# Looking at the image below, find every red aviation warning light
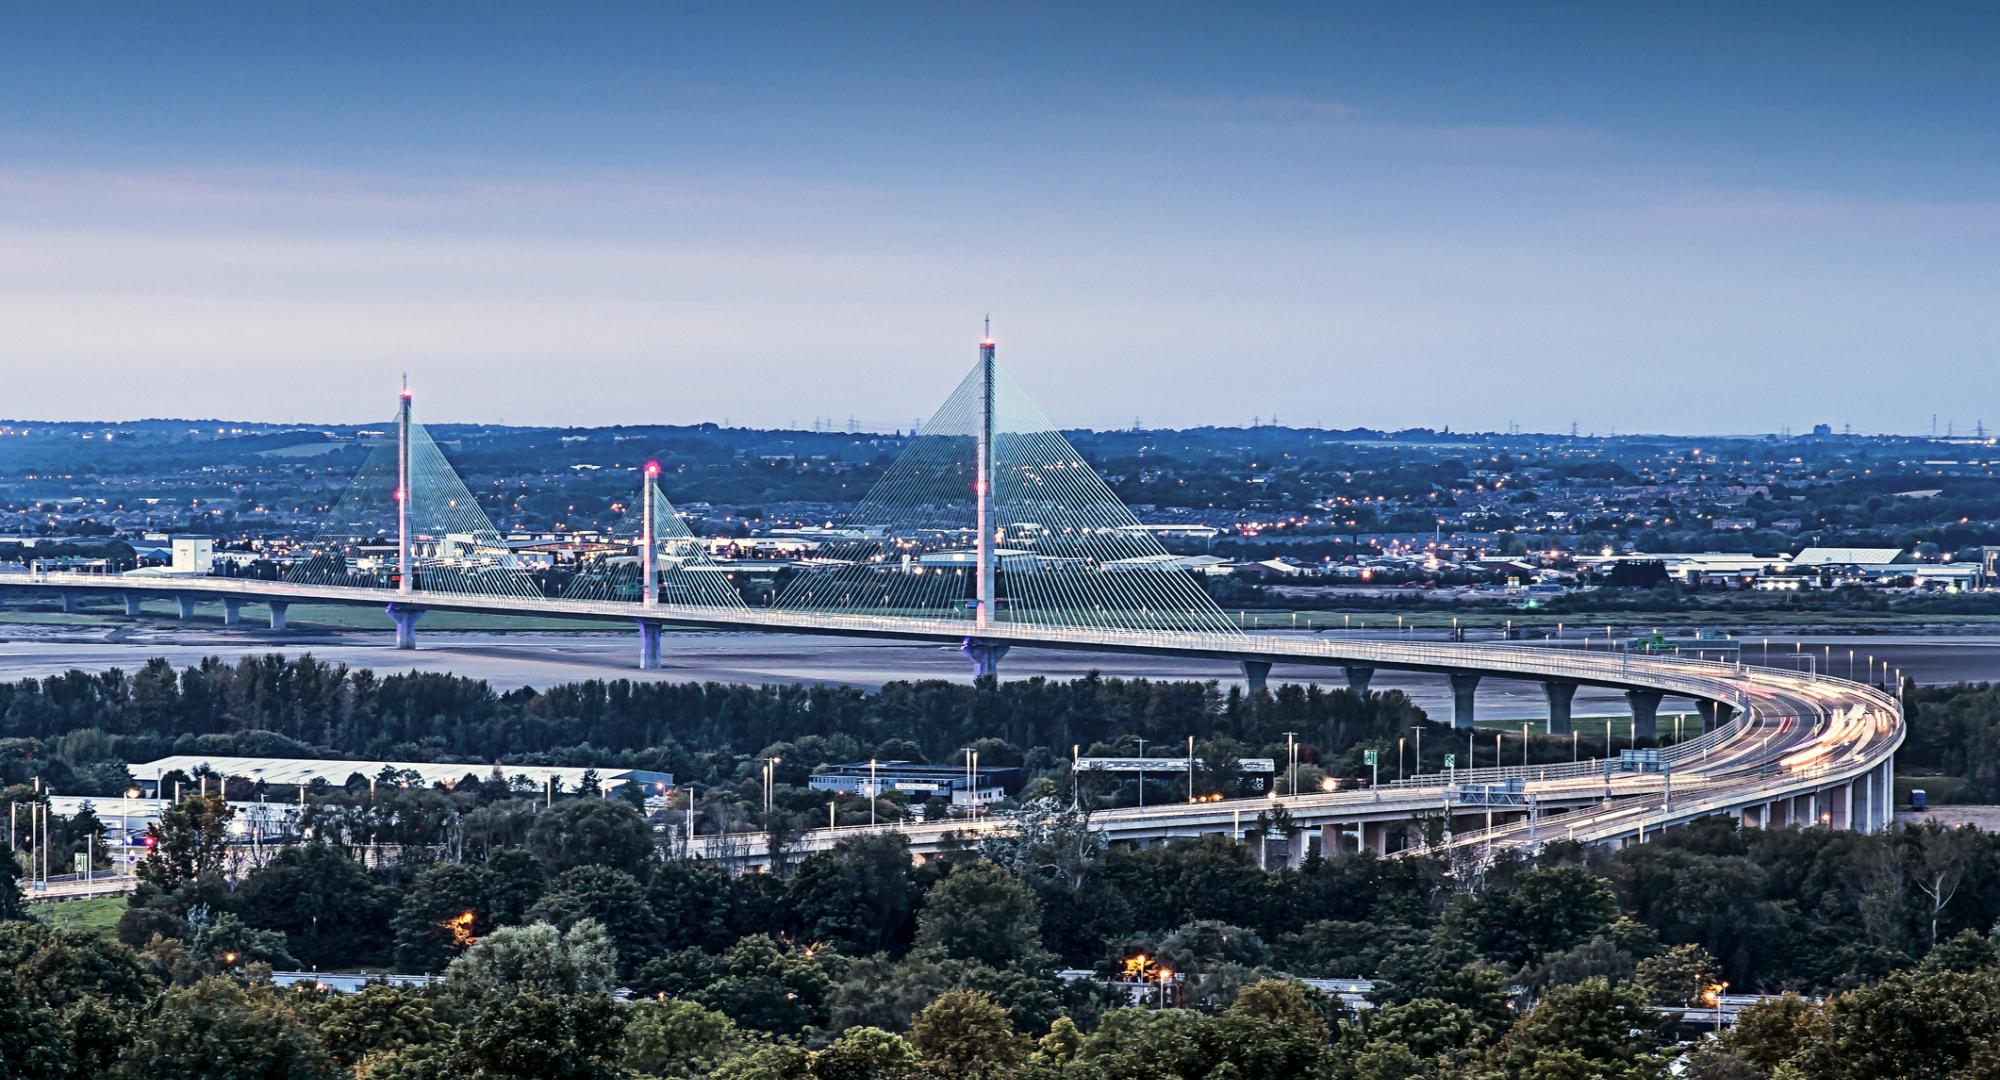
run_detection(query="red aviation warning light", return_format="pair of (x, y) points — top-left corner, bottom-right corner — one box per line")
(645, 461), (661, 478)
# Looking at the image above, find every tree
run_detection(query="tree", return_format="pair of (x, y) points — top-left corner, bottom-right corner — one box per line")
(1773, 967), (1997, 1080)
(445, 920), (617, 996)
(907, 989), (1026, 1080)
(0, 840), (21, 922)
(297, 984), (443, 1071)
(526, 865), (666, 977)
(692, 934), (839, 1037)
(232, 844), (392, 969)
(137, 795), (233, 890)
(528, 799), (654, 879)
(648, 857), (740, 952)
(786, 833), (921, 956)
(1921, 928), (1999, 974)
(1636, 943), (1721, 1006)
(484, 847), (548, 925)
(392, 863), (494, 973)
(1903, 823), (1981, 946)
(1339, 996), (1493, 1079)
(1490, 977), (1671, 1080)
(0, 921), (153, 1009)
(1712, 993), (1821, 1077)
(810, 1025), (921, 1080)
(115, 977), (338, 1080)
(430, 990), (629, 1080)
(914, 862), (1044, 970)
(1464, 866), (1620, 967)
(978, 796), (1106, 892)
(0, 970), (68, 1080)
(620, 999), (753, 1079)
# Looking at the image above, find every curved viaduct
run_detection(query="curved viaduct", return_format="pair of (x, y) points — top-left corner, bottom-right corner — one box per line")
(0, 571), (1903, 863)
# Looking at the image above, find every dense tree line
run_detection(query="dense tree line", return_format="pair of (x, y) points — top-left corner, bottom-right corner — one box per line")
(14, 791), (2000, 1077)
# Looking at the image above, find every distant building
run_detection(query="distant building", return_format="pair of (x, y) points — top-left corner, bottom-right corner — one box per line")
(808, 760), (1020, 808)
(1790, 547), (1908, 569)
(172, 536), (214, 574)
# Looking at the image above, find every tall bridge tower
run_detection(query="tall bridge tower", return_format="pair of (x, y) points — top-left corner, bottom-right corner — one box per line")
(975, 318), (996, 629)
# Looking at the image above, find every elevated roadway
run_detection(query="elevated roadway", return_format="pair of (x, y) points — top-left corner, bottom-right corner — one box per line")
(0, 571), (1902, 862)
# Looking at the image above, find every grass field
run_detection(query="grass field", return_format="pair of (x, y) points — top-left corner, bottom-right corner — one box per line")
(28, 895), (127, 940)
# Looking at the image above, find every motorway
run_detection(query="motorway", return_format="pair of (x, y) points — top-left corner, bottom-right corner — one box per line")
(2, 571), (1903, 865)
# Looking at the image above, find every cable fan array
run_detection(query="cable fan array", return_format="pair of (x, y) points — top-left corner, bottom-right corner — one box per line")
(286, 416), (541, 598)
(561, 480), (747, 608)
(775, 358), (1241, 636)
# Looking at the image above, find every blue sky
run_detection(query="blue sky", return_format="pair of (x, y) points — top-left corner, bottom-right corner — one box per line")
(2, 4), (1996, 433)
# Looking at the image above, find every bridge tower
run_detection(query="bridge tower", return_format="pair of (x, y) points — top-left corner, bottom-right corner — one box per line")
(389, 378), (420, 649)
(975, 318), (996, 629)
(637, 462), (662, 670)
(397, 378), (413, 597)
(641, 462), (659, 607)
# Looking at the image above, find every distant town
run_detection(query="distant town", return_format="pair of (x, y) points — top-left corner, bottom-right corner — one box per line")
(4, 418), (1997, 623)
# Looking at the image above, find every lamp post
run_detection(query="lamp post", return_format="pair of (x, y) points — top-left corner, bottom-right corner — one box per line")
(1284, 732), (1297, 798)
(1521, 723), (1529, 768)
(868, 758), (878, 827)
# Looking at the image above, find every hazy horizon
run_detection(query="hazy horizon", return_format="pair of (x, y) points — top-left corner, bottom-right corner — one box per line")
(4, 4), (1995, 435)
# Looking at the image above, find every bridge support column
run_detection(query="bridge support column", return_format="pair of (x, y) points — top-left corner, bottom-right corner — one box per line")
(268, 602), (289, 632)
(222, 598), (243, 626)
(1241, 660), (1271, 695)
(637, 620), (663, 670)
(1344, 666), (1375, 694)
(1449, 673), (1480, 729)
(1362, 820), (1388, 855)
(60, 590), (80, 614)
(960, 639), (1009, 680)
(1286, 829), (1309, 869)
(387, 604), (421, 650)
(1695, 700), (1733, 731)
(123, 594), (144, 617)
(1543, 680), (1578, 735)
(176, 595), (197, 621)
(1882, 758), (1897, 829)
(1626, 690), (1663, 741)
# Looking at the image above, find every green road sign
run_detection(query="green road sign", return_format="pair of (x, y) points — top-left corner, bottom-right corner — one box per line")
(1444, 754), (1457, 768)
(1363, 750), (1378, 765)
(73, 853), (88, 874)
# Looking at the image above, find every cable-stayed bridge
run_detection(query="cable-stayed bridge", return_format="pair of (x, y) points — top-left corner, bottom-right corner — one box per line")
(0, 330), (1902, 854)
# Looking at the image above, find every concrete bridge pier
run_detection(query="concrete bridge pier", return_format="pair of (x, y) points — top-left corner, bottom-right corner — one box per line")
(123, 594), (145, 617)
(1286, 829), (1309, 869)
(1344, 666), (1375, 694)
(637, 620), (664, 670)
(1626, 690), (1663, 740)
(60, 590), (81, 614)
(1361, 820), (1389, 855)
(387, 604), (421, 650)
(960, 639), (1009, 680)
(1543, 680), (1578, 735)
(1449, 673), (1480, 729)
(176, 595), (197, 620)
(1696, 700), (1734, 731)
(222, 598), (243, 626)
(268, 602), (289, 631)
(1241, 660), (1272, 694)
